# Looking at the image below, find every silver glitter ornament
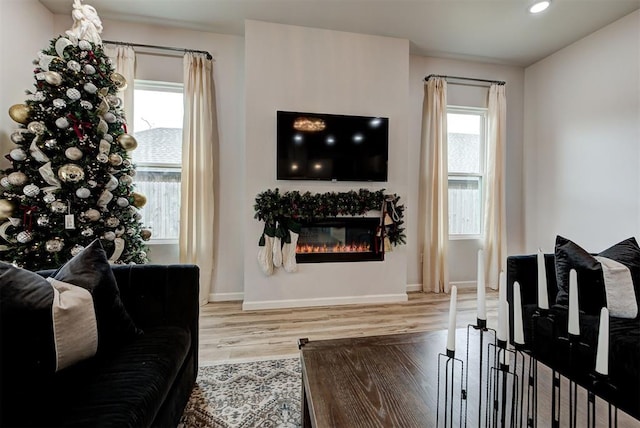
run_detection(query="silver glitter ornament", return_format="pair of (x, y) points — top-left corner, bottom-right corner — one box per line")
(81, 228), (94, 237)
(10, 148), (27, 161)
(52, 98), (66, 109)
(75, 187), (91, 198)
(0, 177), (10, 188)
(27, 121), (46, 134)
(43, 193), (56, 203)
(45, 238), (64, 253)
(33, 92), (45, 102)
(57, 164), (85, 182)
(66, 88), (81, 100)
(55, 117), (70, 129)
(50, 201), (67, 213)
(83, 64), (96, 74)
(17, 231), (33, 243)
(70, 245), (85, 256)
(23, 184), (40, 197)
(37, 215), (50, 226)
(83, 82), (98, 94)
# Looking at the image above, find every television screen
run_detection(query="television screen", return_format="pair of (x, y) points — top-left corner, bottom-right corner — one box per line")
(276, 110), (388, 182)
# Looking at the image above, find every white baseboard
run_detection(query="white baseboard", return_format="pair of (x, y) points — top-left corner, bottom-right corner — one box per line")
(209, 292), (245, 302)
(242, 293), (408, 311)
(450, 280), (476, 289)
(406, 283), (422, 292)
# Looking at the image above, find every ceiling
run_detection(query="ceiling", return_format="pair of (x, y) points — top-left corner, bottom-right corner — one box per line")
(38, 0), (640, 67)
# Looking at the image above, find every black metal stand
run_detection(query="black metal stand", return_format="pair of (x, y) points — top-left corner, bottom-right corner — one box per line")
(437, 349), (467, 428)
(466, 319), (497, 428)
(512, 344), (533, 428)
(590, 373), (619, 428)
(487, 341), (519, 428)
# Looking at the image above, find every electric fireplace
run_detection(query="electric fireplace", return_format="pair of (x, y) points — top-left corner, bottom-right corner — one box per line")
(296, 217), (384, 263)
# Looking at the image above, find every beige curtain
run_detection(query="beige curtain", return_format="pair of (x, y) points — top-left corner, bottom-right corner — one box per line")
(419, 78), (450, 293)
(180, 53), (217, 305)
(104, 45), (135, 130)
(483, 84), (507, 290)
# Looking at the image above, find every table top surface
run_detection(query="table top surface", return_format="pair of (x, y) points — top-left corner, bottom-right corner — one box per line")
(299, 329), (476, 428)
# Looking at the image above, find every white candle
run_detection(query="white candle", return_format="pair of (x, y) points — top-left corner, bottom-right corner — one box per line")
(537, 248), (549, 310)
(499, 270), (506, 307)
(568, 269), (580, 336)
(477, 249), (486, 321)
(497, 290), (508, 342)
(513, 281), (525, 345)
(446, 286), (458, 353)
(595, 307), (609, 375)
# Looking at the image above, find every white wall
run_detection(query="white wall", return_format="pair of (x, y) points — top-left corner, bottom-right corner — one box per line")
(408, 57), (525, 287)
(243, 20), (409, 309)
(523, 10), (640, 253)
(1, 1), (54, 169)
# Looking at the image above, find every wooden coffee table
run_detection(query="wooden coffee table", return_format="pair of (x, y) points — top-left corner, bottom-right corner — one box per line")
(298, 330), (456, 428)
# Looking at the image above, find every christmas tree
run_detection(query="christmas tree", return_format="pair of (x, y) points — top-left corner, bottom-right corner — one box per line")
(0, 1), (150, 270)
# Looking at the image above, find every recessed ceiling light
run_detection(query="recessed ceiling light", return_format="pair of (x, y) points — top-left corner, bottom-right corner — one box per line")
(529, 1), (550, 14)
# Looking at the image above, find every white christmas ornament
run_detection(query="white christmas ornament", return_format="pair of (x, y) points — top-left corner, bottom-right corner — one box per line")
(76, 187), (91, 198)
(97, 153), (108, 163)
(10, 131), (26, 144)
(70, 245), (84, 256)
(80, 100), (93, 110)
(53, 98), (67, 109)
(106, 217), (120, 227)
(103, 134), (113, 143)
(78, 40), (92, 51)
(67, 60), (81, 72)
(43, 193), (56, 203)
(33, 92), (46, 102)
(65, 147), (83, 160)
(23, 184), (40, 197)
(51, 201), (67, 213)
(83, 64), (96, 74)
(83, 82), (98, 94)
(119, 175), (132, 186)
(0, 177), (10, 188)
(116, 197), (129, 207)
(10, 149), (27, 161)
(55, 117), (70, 129)
(17, 231), (33, 243)
(103, 231), (116, 241)
(84, 208), (100, 221)
(45, 238), (64, 253)
(103, 112), (116, 123)
(27, 121), (46, 134)
(66, 88), (81, 100)
(7, 172), (27, 186)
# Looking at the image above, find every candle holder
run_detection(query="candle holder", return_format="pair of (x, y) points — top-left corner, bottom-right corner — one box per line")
(530, 307), (558, 427)
(556, 333), (591, 428)
(487, 342), (519, 428)
(588, 373), (619, 428)
(465, 319), (496, 428)
(437, 349), (467, 428)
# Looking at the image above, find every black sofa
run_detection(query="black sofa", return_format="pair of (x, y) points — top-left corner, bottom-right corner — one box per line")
(507, 254), (640, 420)
(1, 264), (200, 427)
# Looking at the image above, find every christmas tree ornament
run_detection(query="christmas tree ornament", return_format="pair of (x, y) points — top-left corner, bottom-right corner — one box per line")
(97, 153), (108, 163)
(57, 163), (85, 182)
(70, 244), (84, 256)
(87, 180), (97, 188)
(43, 193), (56, 203)
(67, 60), (81, 72)
(78, 40), (92, 51)
(33, 92), (46, 102)
(80, 100), (93, 110)
(103, 134), (113, 143)
(65, 147), (83, 160)
(55, 117), (70, 129)
(103, 231), (116, 241)
(23, 184), (40, 197)
(127, 227), (135, 236)
(110, 72), (127, 90)
(119, 175), (132, 186)
(123, 160), (132, 169)
(45, 238), (64, 253)
(96, 119), (108, 135)
(50, 201), (67, 213)
(8, 104), (31, 124)
(52, 98), (67, 109)
(107, 95), (121, 107)
(10, 130), (26, 144)
(75, 187), (91, 198)
(116, 197), (129, 207)
(44, 71), (63, 86)
(17, 231), (33, 243)
(0, 200), (15, 220)
(27, 121), (46, 135)
(84, 208), (100, 221)
(108, 153), (123, 166)
(131, 192), (147, 208)
(0, 177), (10, 188)
(81, 228), (94, 237)
(7, 172), (27, 186)
(104, 112), (117, 123)
(105, 174), (118, 190)
(66, 88), (81, 100)
(105, 216), (120, 227)
(83, 82), (98, 94)
(10, 148), (27, 161)
(83, 64), (96, 74)
(115, 226), (125, 236)
(54, 37), (74, 58)
(140, 229), (152, 241)
(118, 134), (138, 151)
(37, 215), (50, 227)
(44, 139), (58, 149)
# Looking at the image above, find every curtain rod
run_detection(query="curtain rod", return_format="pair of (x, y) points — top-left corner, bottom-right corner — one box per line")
(424, 74), (505, 86)
(102, 40), (213, 60)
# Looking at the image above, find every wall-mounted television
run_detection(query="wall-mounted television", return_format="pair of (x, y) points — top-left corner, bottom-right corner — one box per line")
(276, 110), (388, 182)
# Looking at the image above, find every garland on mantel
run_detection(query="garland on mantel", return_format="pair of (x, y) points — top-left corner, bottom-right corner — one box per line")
(253, 188), (406, 246)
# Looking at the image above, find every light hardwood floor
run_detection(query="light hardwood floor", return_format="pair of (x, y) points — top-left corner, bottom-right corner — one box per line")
(199, 287), (499, 362)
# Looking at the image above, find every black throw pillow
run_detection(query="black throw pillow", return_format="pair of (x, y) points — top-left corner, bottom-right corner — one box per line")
(51, 239), (142, 353)
(555, 235), (640, 317)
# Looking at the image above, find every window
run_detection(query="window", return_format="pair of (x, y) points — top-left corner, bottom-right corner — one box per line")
(132, 81), (183, 243)
(447, 107), (487, 238)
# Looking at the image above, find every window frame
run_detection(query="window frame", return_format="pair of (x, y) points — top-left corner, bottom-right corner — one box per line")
(133, 80), (184, 245)
(447, 105), (488, 240)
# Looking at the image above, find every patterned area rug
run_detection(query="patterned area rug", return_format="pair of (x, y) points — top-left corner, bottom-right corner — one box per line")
(179, 357), (302, 428)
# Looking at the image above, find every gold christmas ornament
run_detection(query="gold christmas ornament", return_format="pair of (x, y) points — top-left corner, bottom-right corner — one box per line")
(0, 199), (15, 221)
(8, 104), (31, 124)
(44, 71), (63, 86)
(140, 229), (152, 241)
(117, 133), (138, 151)
(108, 153), (123, 166)
(110, 72), (128, 90)
(57, 163), (85, 182)
(131, 192), (147, 208)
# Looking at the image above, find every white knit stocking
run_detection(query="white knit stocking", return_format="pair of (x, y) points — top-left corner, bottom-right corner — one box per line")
(257, 233), (274, 276)
(283, 230), (299, 273)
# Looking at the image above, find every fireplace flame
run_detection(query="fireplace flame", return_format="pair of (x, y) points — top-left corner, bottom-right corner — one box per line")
(296, 243), (371, 254)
